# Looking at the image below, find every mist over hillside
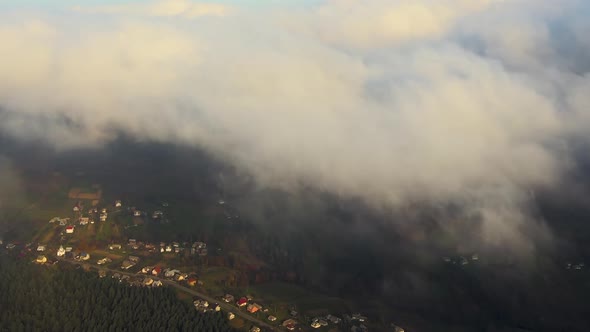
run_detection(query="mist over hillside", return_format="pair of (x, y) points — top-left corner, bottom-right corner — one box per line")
(1, 1), (590, 330)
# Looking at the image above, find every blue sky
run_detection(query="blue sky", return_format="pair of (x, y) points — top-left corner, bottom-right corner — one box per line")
(0, 0), (322, 9)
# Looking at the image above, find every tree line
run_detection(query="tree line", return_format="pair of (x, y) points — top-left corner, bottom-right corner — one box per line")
(0, 254), (236, 332)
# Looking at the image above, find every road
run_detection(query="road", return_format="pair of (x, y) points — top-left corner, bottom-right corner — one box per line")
(56, 257), (280, 331)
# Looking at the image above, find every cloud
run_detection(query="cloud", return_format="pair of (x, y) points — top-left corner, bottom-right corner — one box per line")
(299, 0), (508, 49)
(0, 0), (589, 252)
(73, 0), (232, 18)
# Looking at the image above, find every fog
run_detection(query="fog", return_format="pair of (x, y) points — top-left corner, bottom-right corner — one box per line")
(1, 0), (590, 253)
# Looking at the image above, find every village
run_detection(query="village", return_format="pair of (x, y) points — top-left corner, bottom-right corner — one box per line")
(2, 185), (389, 332)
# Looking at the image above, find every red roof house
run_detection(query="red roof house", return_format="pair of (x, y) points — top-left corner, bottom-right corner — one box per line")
(237, 297), (248, 307)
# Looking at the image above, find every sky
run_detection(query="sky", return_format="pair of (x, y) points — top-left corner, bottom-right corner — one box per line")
(0, 0), (321, 9)
(1, 0), (589, 254)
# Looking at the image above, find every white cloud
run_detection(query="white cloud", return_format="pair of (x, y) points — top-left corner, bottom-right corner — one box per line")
(73, 0), (232, 18)
(0, 0), (589, 251)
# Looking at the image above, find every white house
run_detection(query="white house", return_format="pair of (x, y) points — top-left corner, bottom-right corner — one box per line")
(37, 245), (46, 252)
(66, 226), (74, 234)
(57, 246), (65, 257)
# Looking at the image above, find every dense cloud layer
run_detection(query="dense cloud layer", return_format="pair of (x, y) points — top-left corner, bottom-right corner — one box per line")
(1, 0), (589, 252)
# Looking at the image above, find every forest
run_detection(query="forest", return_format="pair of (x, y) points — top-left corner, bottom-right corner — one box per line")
(0, 254), (236, 332)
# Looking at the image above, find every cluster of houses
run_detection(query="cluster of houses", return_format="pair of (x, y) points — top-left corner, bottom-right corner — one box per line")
(138, 265), (201, 286)
(222, 294), (283, 324)
(48, 216), (79, 234)
(566, 262), (585, 270)
(442, 253), (479, 265)
(193, 299), (221, 313)
(107, 272), (163, 288)
(310, 314), (342, 329)
(108, 239), (208, 257)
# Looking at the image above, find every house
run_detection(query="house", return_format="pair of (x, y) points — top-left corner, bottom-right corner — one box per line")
(326, 315), (342, 324)
(212, 304), (221, 312)
(36, 255), (47, 264)
(268, 316), (277, 322)
(97, 257), (112, 265)
(250, 327), (260, 332)
(164, 269), (178, 278)
(247, 303), (262, 313)
(187, 278), (198, 286)
(49, 217), (60, 223)
(73, 205), (80, 212)
(65, 226), (74, 234)
(237, 297), (248, 307)
(128, 255), (140, 263)
(98, 270), (107, 278)
(121, 260), (135, 270)
(351, 313), (367, 322)
(194, 300), (209, 310)
(79, 217), (90, 225)
(115, 200), (122, 208)
(109, 244), (122, 250)
(152, 266), (162, 276)
(59, 218), (69, 226)
(311, 320), (321, 329)
(143, 278), (154, 286)
(175, 274), (186, 282)
(223, 294), (235, 303)
(228, 312), (235, 320)
(152, 280), (163, 287)
(128, 239), (137, 246)
(57, 246), (65, 257)
(152, 210), (163, 219)
(37, 245), (46, 252)
(101, 208), (107, 214)
(99, 214), (107, 222)
(79, 252), (90, 261)
(282, 319), (297, 331)
(133, 210), (142, 217)
(392, 325), (405, 332)
(65, 246), (73, 252)
(165, 245), (173, 252)
(141, 266), (153, 274)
